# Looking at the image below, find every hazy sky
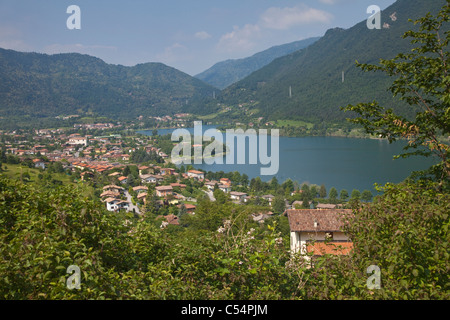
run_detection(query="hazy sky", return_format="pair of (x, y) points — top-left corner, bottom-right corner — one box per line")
(0, 0), (397, 75)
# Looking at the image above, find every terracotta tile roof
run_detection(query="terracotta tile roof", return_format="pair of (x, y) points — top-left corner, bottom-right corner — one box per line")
(177, 203), (196, 210)
(166, 214), (179, 225)
(100, 191), (120, 198)
(286, 209), (353, 232)
(103, 185), (124, 190)
(306, 242), (353, 256)
(188, 170), (204, 175)
(133, 186), (148, 191)
(156, 185), (173, 191)
(137, 193), (147, 199)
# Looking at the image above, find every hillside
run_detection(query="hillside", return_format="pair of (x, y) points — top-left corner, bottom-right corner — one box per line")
(218, 0), (447, 124)
(195, 37), (320, 90)
(0, 49), (217, 119)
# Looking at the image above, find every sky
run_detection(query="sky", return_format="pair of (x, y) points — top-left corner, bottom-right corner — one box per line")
(0, 0), (397, 76)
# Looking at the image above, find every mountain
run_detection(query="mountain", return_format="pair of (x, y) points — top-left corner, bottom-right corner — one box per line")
(0, 49), (216, 119)
(195, 37), (320, 90)
(218, 0), (447, 124)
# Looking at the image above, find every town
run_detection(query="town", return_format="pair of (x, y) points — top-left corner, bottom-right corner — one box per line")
(0, 119), (374, 258)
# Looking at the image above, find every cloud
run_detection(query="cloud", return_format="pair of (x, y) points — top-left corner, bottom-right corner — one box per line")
(217, 24), (262, 53)
(260, 5), (333, 30)
(195, 31), (212, 40)
(217, 4), (332, 54)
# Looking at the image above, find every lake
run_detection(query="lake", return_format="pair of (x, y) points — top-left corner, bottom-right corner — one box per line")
(138, 126), (437, 193)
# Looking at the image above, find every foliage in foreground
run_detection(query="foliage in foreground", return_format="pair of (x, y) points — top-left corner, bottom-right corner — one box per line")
(0, 176), (448, 300)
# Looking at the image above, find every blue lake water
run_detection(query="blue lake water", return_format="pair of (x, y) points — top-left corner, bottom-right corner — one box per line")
(138, 126), (437, 193)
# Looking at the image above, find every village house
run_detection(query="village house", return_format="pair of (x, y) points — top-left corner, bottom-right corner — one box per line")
(100, 190), (121, 199)
(103, 185), (125, 195)
(261, 194), (275, 206)
(118, 176), (128, 184)
(220, 178), (231, 186)
(155, 185), (173, 197)
(229, 191), (247, 202)
(177, 203), (196, 214)
(140, 174), (157, 184)
(219, 184), (232, 193)
(138, 165), (154, 175)
(133, 186), (148, 194)
(158, 214), (180, 226)
(105, 198), (130, 212)
(33, 159), (46, 169)
(204, 181), (231, 193)
(205, 181), (218, 190)
(170, 183), (186, 190)
(160, 168), (176, 176)
(187, 170), (205, 181)
(68, 135), (88, 146)
(137, 192), (147, 202)
(286, 209), (353, 259)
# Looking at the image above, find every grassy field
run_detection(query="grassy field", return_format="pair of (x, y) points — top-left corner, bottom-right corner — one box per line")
(1, 164), (72, 183)
(1, 164), (95, 198)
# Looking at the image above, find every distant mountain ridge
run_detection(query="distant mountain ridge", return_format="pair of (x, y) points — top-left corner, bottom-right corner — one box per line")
(218, 0), (447, 123)
(0, 49), (216, 119)
(195, 37), (320, 89)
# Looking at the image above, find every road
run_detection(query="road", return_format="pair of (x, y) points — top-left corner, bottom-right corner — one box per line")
(125, 190), (141, 215)
(203, 190), (216, 202)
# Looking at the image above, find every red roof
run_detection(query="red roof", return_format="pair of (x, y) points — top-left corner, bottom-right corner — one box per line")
(306, 242), (353, 256)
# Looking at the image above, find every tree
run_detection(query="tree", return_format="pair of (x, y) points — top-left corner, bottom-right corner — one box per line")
(342, 181), (450, 299)
(329, 187), (338, 201)
(350, 189), (361, 201)
(343, 2), (450, 184)
(282, 179), (294, 194)
(310, 185), (318, 199)
(178, 203), (188, 218)
(361, 189), (373, 202)
(123, 166), (131, 177)
(144, 192), (160, 215)
(340, 189), (349, 201)
(213, 188), (228, 205)
(241, 173), (249, 187)
(272, 195), (286, 214)
(300, 184), (311, 202)
(319, 184), (327, 198)
(269, 177), (279, 190)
